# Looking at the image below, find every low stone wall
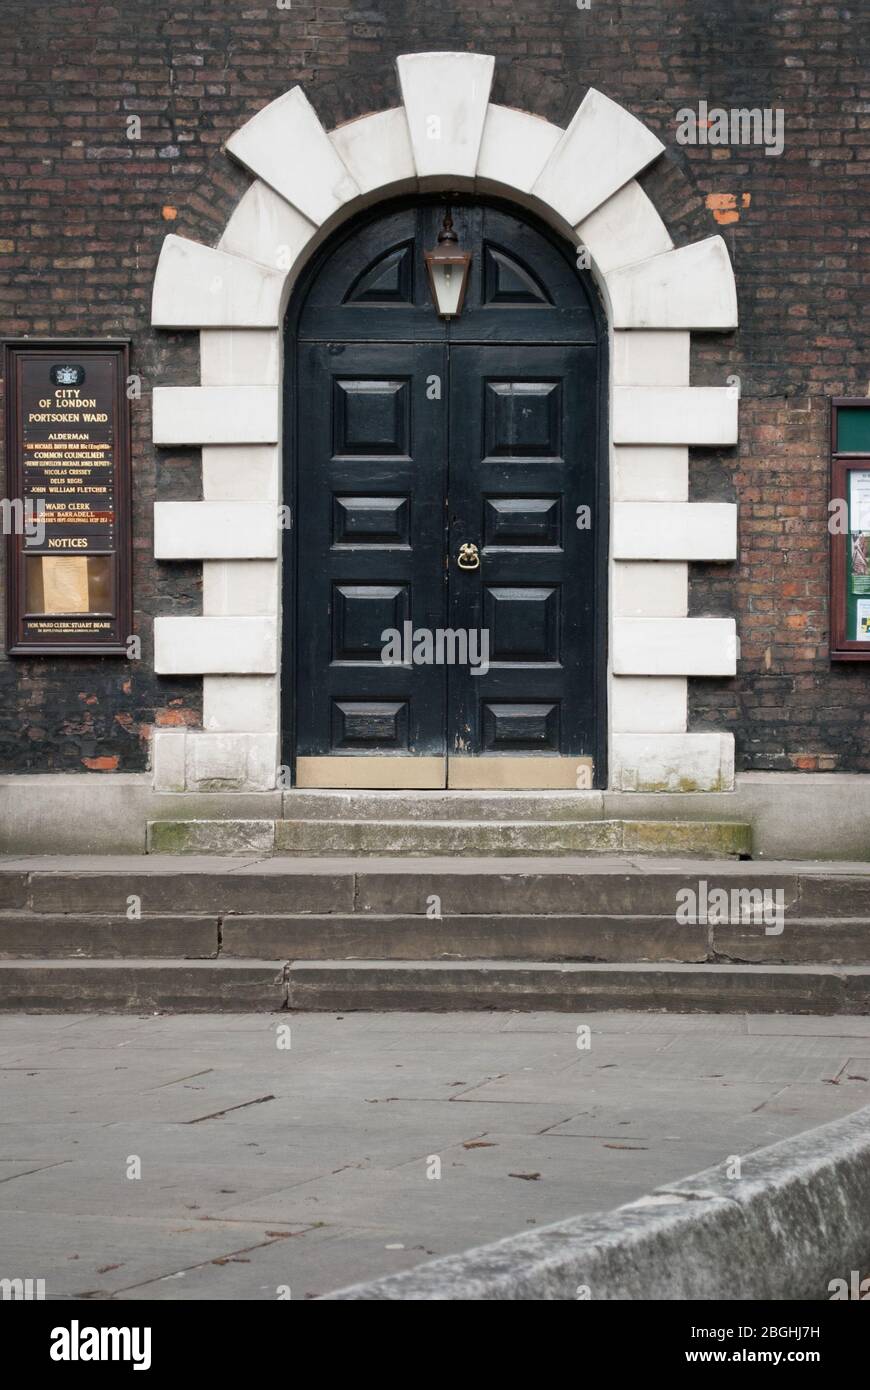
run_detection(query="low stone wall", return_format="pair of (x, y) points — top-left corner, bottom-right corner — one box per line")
(325, 1103), (870, 1300)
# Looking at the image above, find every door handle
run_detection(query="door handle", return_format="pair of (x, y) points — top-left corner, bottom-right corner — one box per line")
(457, 542), (480, 570)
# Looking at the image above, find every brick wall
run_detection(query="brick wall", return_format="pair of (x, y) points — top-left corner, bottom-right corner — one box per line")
(0, 0), (867, 772)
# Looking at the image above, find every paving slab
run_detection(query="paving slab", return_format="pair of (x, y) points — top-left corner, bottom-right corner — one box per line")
(1, 1009), (869, 1299)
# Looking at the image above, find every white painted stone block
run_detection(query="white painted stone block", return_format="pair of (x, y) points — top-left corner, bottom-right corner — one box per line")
(203, 560), (279, 616)
(200, 330), (279, 387)
(607, 236), (738, 329)
(613, 331), (690, 386)
(151, 236), (284, 329)
(188, 731), (246, 789)
(155, 502), (277, 560)
(575, 179), (672, 275)
(532, 89), (664, 228)
(226, 87), (360, 226)
(246, 733), (280, 792)
(614, 446), (688, 502)
(611, 732), (735, 792)
(152, 727), (187, 793)
(476, 104), (562, 194)
(154, 617), (277, 675)
(152, 387), (279, 446)
(613, 561), (687, 617)
(186, 731), (279, 792)
(613, 387), (738, 446)
(611, 676), (688, 733)
(202, 446), (279, 503)
(203, 676), (279, 734)
(614, 502), (737, 561)
(330, 108), (416, 196)
(219, 179), (317, 274)
(397, 51), (495, 179)
(613, 618), (737, 676)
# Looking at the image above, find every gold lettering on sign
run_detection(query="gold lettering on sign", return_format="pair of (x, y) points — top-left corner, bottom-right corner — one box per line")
(8, 344), (130, 651)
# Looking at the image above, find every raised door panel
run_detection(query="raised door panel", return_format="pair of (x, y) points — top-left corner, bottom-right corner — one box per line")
(447, 343), (599, 765)
(295, 342), (447, 761)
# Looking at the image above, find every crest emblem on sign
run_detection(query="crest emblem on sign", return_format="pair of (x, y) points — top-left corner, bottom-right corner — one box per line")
(50, 364), (85, 386)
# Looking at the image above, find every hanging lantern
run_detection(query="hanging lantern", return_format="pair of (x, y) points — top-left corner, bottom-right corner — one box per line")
(424, 210), (472, 319)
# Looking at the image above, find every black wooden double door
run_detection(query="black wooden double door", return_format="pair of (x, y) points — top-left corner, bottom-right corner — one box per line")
(290, 200), (603, 781)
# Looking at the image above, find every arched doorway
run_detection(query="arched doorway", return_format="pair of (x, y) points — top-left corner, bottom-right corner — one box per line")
(151, 54), (739, 798)
(283, 196), (608, 788)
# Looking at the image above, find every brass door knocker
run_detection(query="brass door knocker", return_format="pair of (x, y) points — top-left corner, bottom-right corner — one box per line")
(457, 542), (480, 570)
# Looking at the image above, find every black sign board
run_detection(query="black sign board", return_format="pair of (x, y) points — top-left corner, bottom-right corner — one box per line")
(4, 340), (132, 654)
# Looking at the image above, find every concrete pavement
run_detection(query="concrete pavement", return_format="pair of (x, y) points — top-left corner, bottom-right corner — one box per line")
(2, 1009), (870, 1299)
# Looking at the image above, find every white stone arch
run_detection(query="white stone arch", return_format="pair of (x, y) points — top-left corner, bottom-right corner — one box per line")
(150, 51), (739, 795)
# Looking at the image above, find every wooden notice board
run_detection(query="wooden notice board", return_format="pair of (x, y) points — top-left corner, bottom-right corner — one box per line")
(830, 397), (870, 662)
(4, 340), (132, 655)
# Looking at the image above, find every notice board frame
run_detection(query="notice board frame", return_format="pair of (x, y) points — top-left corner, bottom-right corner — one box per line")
(830, 396), (870, 663)
(3, 338), (132, 656)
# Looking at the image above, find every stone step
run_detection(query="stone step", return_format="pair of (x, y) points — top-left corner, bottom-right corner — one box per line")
(268, 790), (712, 823)
(147, 817), (752, 857)
(288, 790), (613, 822)
(1, 958), (869, 1015)
(0, 959), (286, 1012)
(286, 960), (870, 1014)
(0, 914), (219, 959)
(2, 859), (869, 920)
(276, 818), (752, 857)
(1, 912), (869, 964)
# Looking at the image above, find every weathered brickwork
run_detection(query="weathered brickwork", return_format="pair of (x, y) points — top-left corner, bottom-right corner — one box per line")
(0, 0), (867, 771)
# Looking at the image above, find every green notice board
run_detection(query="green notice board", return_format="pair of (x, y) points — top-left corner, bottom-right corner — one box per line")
(838, 408), (870, 454)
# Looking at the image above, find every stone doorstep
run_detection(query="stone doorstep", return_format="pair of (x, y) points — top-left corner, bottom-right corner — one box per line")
(3, 863), (870, 919)
(2, 913), (870, 965)
(1, 959), (869, 1015)
(145, 817), (753, 858)
(281, 790), (614, 821)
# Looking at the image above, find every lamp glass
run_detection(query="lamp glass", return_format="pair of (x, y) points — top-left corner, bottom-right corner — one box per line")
(429, 259), (466, 318)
